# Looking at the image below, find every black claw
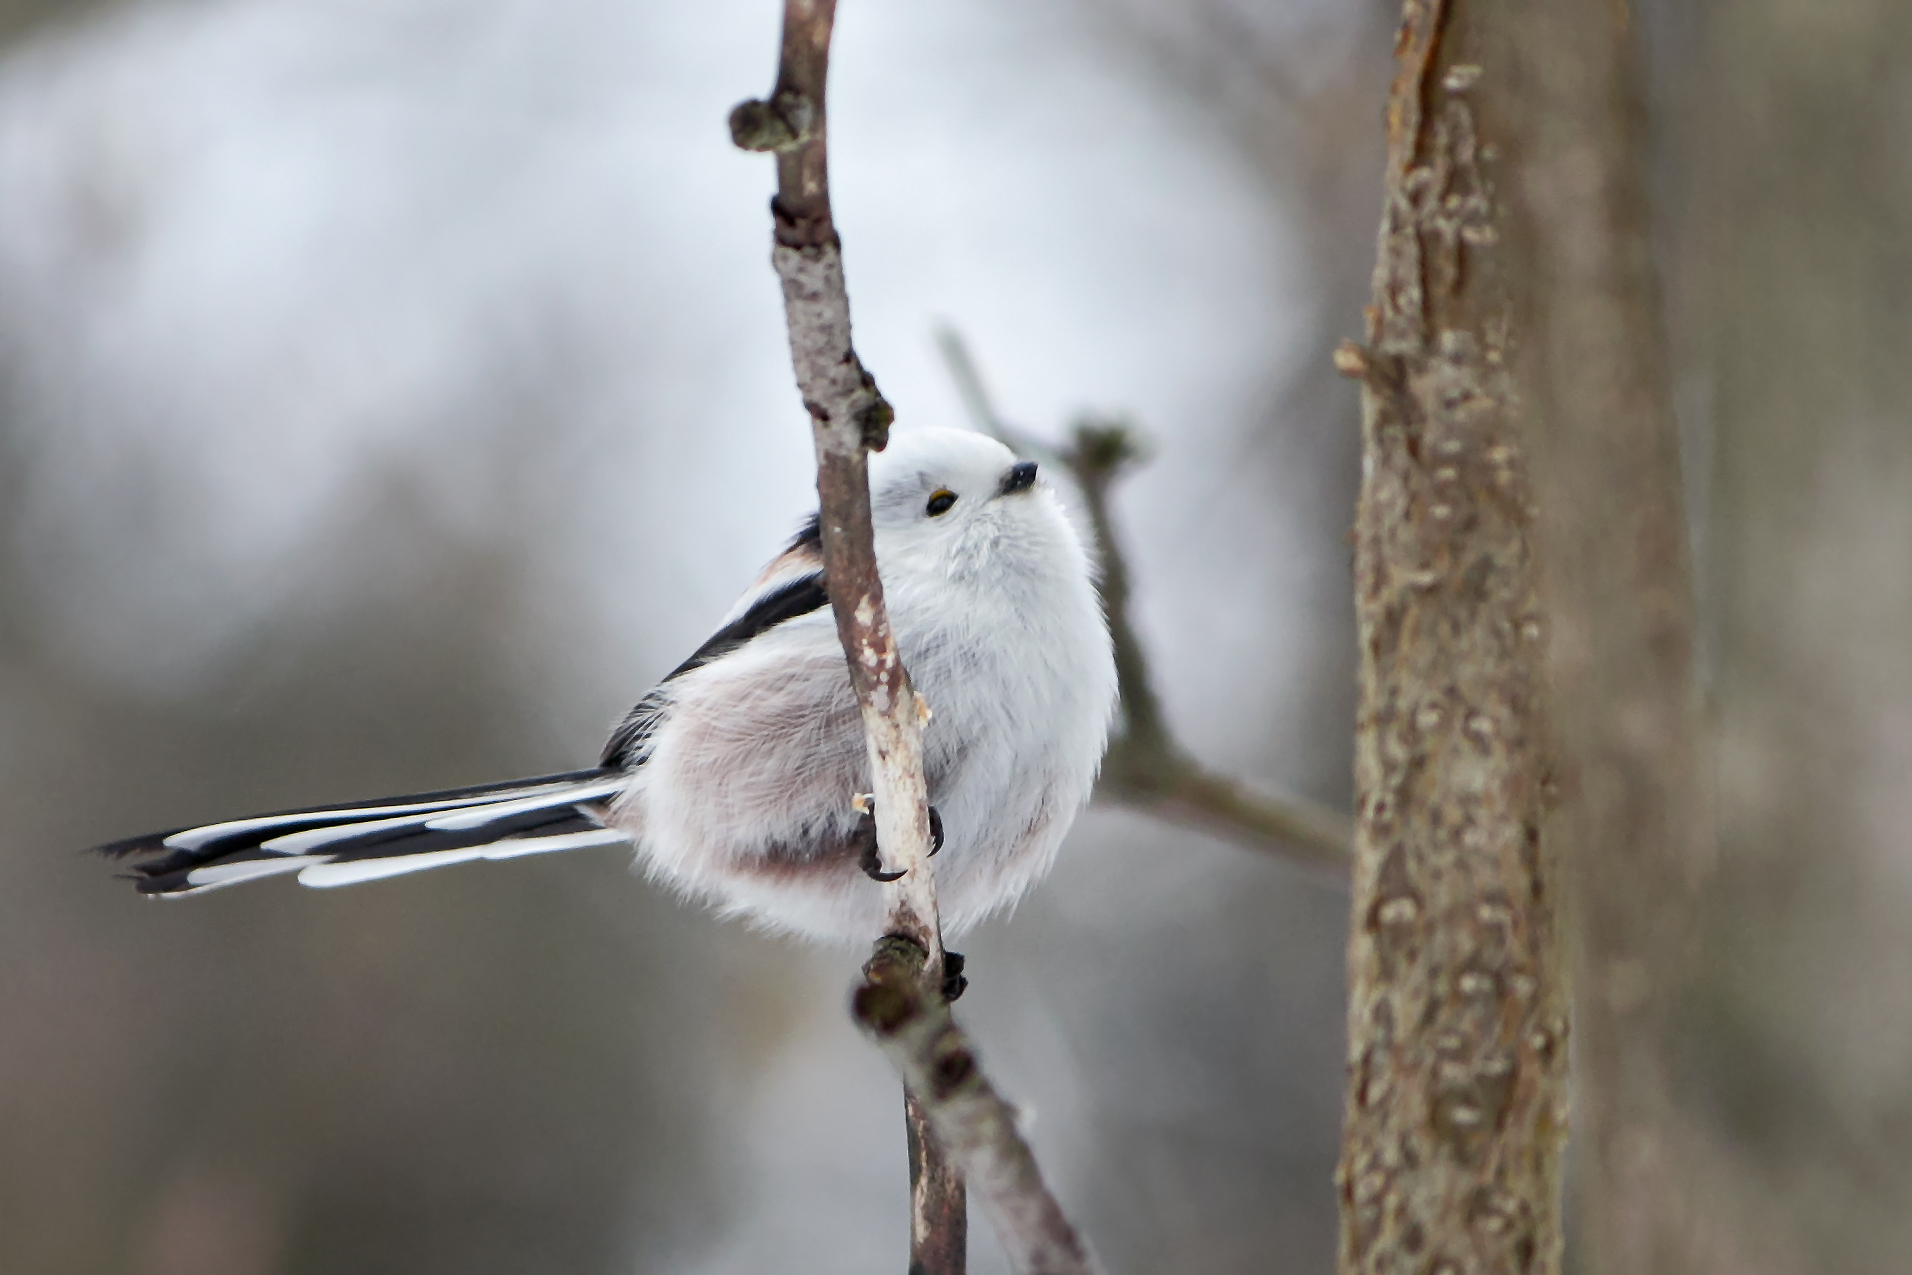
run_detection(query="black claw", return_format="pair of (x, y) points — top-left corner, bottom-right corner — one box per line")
(942, 950), (968, 1003)
(928, 806), (945, 857)
(855, 807), (905, 882)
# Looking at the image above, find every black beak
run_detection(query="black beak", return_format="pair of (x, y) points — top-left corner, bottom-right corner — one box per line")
(999, 461), (1039, 495)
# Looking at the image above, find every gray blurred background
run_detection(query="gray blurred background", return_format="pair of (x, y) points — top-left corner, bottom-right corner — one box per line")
(2, 0), (1908, 1272)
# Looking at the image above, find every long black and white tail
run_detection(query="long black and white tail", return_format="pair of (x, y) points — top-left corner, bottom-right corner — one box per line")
(97, 770), (630, 897)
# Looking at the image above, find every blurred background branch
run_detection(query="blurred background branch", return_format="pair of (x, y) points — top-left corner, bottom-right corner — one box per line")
(937, 328), (1353, 874)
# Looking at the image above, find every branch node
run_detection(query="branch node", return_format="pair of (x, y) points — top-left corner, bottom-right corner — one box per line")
(1059, 416), (1143, 481)
(851, 981), (920, 1037)
(862, 933), (933, 996)
(770, 201), (836, 251)
(852, 368), (895, 450)
(728, 87), (815, 153)
(1335, 339), (1373, 378)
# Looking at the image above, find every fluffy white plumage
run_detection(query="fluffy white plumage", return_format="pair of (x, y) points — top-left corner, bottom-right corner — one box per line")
(615, 427), (1116, 941)
(102, 427), (1118, 946)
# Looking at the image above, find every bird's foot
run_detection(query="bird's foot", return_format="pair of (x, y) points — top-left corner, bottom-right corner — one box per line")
(942, 950), (967, 1003)
(854, 805), (905, 883)
(852, 799), (944, 879)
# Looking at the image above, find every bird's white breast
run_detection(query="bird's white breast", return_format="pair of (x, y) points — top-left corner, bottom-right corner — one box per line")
(615, 483), (1115, 945)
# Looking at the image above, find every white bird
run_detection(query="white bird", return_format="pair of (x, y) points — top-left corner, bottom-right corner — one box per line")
(100, 427), (1118, 947)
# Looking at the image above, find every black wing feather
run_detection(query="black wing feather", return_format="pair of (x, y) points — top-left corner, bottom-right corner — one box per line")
(601, 571), (829, 768)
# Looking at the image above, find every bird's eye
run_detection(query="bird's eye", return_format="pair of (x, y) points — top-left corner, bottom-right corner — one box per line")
(926, 489), (958, 517)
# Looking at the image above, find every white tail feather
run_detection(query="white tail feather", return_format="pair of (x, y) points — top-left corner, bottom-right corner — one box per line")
(424, 779), (625, 830)
(299, 847), (493, 888)
(296, 828), (629, 888)
(179, 856), (327, 892)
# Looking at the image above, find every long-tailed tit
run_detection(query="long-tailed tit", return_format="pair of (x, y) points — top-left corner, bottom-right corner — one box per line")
(98, 427), (1118, 945)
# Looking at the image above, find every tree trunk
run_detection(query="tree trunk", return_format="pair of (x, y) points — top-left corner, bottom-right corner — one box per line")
(1335, 3), (1570, 1271)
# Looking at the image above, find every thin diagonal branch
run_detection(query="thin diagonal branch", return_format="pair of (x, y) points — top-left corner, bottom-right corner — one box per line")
(857, 940), (1102, 1275)
(734, 9), (1097, 1273)
(935, 329), (1353, 872)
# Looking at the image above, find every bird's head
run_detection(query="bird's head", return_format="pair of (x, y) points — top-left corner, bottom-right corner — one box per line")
(868, 427), (1068, 583)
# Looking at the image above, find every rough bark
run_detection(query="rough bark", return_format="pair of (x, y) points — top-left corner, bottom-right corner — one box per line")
(1334, 3), (1569, 1272)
